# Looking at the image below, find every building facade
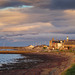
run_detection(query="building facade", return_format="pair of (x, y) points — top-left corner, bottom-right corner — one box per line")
(49, 36), (75, 50)
(49, 38), (64, 49)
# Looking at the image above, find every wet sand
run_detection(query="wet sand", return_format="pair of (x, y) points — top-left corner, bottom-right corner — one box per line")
(0, 52), (71, 75)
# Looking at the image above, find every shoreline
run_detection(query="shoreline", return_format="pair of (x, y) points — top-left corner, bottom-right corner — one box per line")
(0, 52), (73, 75)
(60, 53), (75, 75)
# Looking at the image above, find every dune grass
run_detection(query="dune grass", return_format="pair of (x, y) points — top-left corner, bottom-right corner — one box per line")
(62, 64), (75, 75)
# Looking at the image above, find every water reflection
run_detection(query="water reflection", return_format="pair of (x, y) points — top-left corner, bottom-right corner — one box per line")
(0, 49), (16, 51)
(0, 54), (23, 65)
(0, 54), (43, 70)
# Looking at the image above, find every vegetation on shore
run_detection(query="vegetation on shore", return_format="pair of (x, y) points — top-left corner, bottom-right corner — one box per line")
(61, 64), (75, 75)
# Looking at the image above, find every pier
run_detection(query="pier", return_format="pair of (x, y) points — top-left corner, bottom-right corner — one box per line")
(0, 46), (31, 54)
(0, 51), (31, 54)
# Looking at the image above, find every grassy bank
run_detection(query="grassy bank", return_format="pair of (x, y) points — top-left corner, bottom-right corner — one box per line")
(61, 64), (75, 75)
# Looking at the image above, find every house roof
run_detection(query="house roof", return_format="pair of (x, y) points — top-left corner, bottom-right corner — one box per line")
(69, 40), (75, 41)
(64, 40), (75, 45)
(52, 41), (60, 43)
(52, 40), (64, 43)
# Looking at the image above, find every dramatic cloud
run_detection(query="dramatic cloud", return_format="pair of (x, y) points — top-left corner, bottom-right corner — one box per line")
(0, 0), (75, 10)
(0, 0), (75, 46)
(38, 0), (75, 10)
(0, 7), (75, 35)
(0, 0), (33, 9)
(50, 0), (75, 10)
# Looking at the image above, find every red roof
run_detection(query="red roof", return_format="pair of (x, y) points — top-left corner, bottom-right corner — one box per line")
(69, 40), (75, 41)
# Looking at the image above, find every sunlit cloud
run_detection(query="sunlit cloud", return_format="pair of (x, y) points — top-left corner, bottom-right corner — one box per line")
(1, 25), (39, 32)
(0, 0), (75, 46)
(64, 10), (75, 20)
(64, 10), (75, 14)
(1, 22), (53, 32)
(0, 7), (75, 35)
(0, 9), (28, 27)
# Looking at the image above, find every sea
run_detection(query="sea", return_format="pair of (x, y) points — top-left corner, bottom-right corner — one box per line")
(0, 49), (43, 70)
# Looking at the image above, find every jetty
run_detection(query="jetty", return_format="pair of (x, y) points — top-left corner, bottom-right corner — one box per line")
(0, 51), (31, 54)
(0, 46), (31, 54)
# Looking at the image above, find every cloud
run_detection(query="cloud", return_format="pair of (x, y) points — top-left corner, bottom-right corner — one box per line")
(64, 10), (75, 19)
(0, 0), (75, 45)
(0, 0), (33, 9)
(0, 0), (75, 10)
(19, 0), (75, 10)
(34, 0), (75, 10)
(1, 22), (53, 32)
(1, 25), (39, 32)
(53, 26), (75, 34)
(0, 9), (28, 28)
(0, 6), (75, 36)
(50, 0), (75, 10)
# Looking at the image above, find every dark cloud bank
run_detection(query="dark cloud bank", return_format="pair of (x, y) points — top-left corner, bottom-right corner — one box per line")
(41, 0), (75, 10)
(0, 0), (75, 10)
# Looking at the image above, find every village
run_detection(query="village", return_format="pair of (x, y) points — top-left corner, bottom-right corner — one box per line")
(0, 36), (75, 54)
(22, 36), (75, 52)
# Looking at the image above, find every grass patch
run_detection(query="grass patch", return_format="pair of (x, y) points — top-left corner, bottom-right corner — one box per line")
(62, 64), (75, 75)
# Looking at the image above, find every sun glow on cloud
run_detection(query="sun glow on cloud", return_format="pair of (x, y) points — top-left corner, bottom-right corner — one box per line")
(1, 25), (39, 32)
(1, 22), (53, 32)
(64, 10), (75, 20)
(0, 10), (28, 27)
(64, 10), (75, 15)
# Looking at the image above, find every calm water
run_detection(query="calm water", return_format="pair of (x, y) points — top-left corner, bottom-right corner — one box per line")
(0, 49), (43, 70)
(0, 54), (23, 66)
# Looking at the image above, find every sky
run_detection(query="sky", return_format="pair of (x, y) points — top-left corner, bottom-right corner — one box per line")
(0, 0), (75, 46)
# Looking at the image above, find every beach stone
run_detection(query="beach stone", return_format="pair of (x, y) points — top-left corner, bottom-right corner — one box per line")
(40, 68), (51, 75)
